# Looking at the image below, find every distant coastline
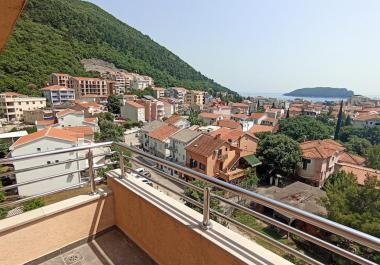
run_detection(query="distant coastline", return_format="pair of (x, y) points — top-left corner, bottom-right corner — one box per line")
(284, 87), (354, 98)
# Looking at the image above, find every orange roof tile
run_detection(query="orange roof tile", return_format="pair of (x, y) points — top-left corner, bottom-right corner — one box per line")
(164, 115), (182, 125)
(42, 85), (71, 91)
(84, 117), (97, 123)
(199, 112), (222, 119)
(248, 125), (275, 134)
(185, 134), (226, 157)
(216, 119), (240, 129)
(231, 113), (248, 119)
(338, 152), (366, 165)
(232, 103), (249, 108)
(36, 120), (56, 126)
(148, 124), (179, 141)
(56, 109), (83, 118)
(11, 127), (83, 148)
(301, 139), (345, 159)
(338, 163), (380, 185)
(250, 113), (266, 119)
(75, 101), (101, 108)
(63, 126), (94, 136)
(209, 128), (245, 142)
(126, 101), (144, 108)
(0, 92), (25, 97)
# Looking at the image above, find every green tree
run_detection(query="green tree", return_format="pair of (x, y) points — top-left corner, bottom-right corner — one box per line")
(343, 136), (372, 157)
(0, 140), (11, 159)
(366, 144), (380, 169)
(106, 95), (122, 114)
(188, 111), (206, 126)
(96, 112), (124, 142)
(279, 116), (332, 142)
(238, 168), (259, 190)
(334, 101), (343, 140)
(316, 113), (335, 127)
(345, 114), (352, 126)
(256, 134), (302, 176)
(338, 126), (380, 145)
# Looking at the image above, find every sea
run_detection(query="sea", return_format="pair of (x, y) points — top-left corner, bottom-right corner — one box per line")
(240, 92), (380, 102)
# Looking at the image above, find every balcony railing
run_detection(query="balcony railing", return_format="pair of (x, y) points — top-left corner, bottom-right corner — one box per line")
(0, 142), (378, 265)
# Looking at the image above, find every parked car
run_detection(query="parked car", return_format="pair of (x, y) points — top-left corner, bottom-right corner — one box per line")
(133, 167), (151, 178)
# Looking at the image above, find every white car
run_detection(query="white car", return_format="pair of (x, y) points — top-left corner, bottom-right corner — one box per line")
(132, 168), (151, 178)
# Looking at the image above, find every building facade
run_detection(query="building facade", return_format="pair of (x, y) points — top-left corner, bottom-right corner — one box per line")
(42, 85), (75, 105)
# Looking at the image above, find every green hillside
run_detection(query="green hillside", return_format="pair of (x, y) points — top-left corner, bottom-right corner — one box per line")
(0, 0), (239, 98)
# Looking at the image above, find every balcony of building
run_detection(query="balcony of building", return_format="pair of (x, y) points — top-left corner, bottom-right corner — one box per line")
(0, 142), (378, 265)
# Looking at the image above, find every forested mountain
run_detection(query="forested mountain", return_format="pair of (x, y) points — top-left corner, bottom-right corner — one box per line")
(0, 0), (239, 98)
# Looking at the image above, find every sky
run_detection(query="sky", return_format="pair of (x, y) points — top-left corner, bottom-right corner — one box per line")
(87, 0), (380, 96)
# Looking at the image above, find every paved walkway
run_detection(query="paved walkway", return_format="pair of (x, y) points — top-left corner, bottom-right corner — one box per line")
(39, 229), (156, 265)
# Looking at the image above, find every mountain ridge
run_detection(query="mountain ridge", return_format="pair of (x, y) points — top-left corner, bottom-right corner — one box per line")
(0, 0), (239, 98)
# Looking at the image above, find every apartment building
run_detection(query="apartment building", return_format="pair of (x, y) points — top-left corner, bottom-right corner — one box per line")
(68, 77), (108, 99)
(165, 87), (187, 113)
(199, 112), (224, 125)
(105, 71), (133, 94)
(139, 120), (165, 151)
(120, 101), (145, 122)
(0, 92), (46, 122)
(231, 102), (250, 114)
(152, 87), (166, 99)
(169, 129), (202, 165)
(185, 90), (204, 109)
(136, 98), (164, 121)
(131, 74), (153, 90)
(49, 73), (71, 87)
(42, 85), (75, 105)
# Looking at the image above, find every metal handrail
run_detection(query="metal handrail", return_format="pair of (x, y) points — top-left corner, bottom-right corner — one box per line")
(115, 142), (380, 265)
(0, 142), (112, 164)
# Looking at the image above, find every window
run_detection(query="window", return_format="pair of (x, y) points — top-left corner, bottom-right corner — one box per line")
(36, 148), (41, 152)
(47, 161), (51, 164)
(302, 159), (311, 170)
(199, 163), (206, 171)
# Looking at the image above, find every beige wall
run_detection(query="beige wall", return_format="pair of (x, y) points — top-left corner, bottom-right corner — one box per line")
(108, 177), (256, 265)
(0, 195), (114, 265)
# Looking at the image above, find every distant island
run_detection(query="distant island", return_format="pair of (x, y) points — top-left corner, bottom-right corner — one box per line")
(284, 87), (354, 98)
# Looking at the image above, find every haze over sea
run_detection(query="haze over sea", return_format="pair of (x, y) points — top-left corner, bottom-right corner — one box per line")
(241, 92), (380, 102)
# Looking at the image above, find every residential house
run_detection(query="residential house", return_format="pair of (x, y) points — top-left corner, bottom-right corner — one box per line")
(9, 127), (107, 196)
(139, 120), (165, 151)
(164, 115), (190, 129)
(352, 113), (380, 127)
(199, 112), (224, 125)
(209, 105), (231, 116)
(71, 101), (106, 117)
(63, 126), (95, 141)
(49, 73), (71, 87)
(298, 140), (345, 187)
(260, 117), (279, 127)
(0, 92), (46, 122)
(121, 101), (145, 122)
(42, 85), (75, 105)
(335, 163), (380, 186)
(248, 124), (276, 136)
(209, 127), (259, 157)
(169, 129), (202, 165)
(265, 108), (284, 119)
(231, 103), (249, 114)
(186, 134), (252, 182)
(249, 112), (268, 125)
(216, 119), (241, 129)
(147, 124), (180, 159)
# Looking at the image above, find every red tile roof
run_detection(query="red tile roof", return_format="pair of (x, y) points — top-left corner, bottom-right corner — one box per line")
(231, 113), (248, 119)
(126, 101), (144, 108)
(301, 139), (345, 159)
(250, 113), (266, 119)
(42, 85), (70, 91)
(209, 128), (244, 142)
(216, 119), (240, 129)
(248, 125), (275, 134)
(185, 134), (226, 157)
(56, 109), (83, 118)
(63, 126), (94, 136)
(232, 103), (249, 108)
(338, 152), (366, 166)
(36, 119), (56, 126)
(11, 127), (82, 148)
(75, 101), (101, 108)
(199, 112), (222, 119)
(148, 124), (179, 141)
(338, 163), (380, 185)
(84, 117), (97, 123)
(164, 115), (182, 125)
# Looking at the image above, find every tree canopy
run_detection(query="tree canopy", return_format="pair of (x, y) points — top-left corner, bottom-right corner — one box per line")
(338, 126), (380, 145)
(95, 112), (123, 142)
(256, 134), (302, 177)
(106, 95), (122, 115)
(366, 144), (380, 170)
(343, 136), (372, 157)
(279, 116), (333, 142)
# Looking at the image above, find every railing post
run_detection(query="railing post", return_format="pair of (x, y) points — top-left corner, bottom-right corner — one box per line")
(87, 149), (96, 195)
(119, 150), (125, 179)
(201, 187), (211, 230)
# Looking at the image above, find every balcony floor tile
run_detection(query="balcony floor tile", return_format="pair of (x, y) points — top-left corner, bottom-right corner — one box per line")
(38, 229), (156, 265)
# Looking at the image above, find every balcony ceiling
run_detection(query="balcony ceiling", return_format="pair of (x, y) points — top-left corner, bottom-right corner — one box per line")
(0, 0), (26, 52)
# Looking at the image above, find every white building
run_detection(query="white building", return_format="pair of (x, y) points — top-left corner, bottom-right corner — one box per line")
(169, 129), (202, 165)
(147, 124), (180, 159)
(121, 101), (145, 122)
(10, 127), (108, 196)
(42, 85), (75, 105)
(0, 92), (46, 122)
